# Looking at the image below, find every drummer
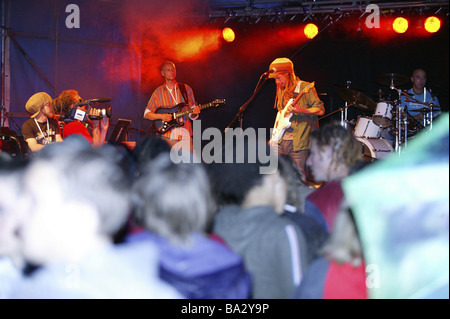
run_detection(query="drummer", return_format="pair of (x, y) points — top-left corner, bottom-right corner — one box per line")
(400, 68), (441, 126)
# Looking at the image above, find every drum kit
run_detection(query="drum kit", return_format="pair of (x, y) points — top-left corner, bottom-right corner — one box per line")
(333, 73), (435, 160)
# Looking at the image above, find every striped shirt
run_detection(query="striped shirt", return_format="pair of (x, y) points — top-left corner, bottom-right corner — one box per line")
(145, 82), (197, 140)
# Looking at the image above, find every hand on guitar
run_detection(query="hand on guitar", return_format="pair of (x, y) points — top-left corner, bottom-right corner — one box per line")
(160, 113), (173, 122)
(286, 103), (302, 114)
(192, 104), (201, 115)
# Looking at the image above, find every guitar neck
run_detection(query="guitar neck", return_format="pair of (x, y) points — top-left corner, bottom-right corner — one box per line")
(292, 90), (306, 105)
(286, 81), (315, 110)
(175, 102), (213, 118)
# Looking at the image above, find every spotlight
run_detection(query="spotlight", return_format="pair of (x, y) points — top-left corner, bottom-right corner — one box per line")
(222, 27), (235, 42)
(424, 16), (441, 33)
(304, 23), (319, 39)
(393, 17), (408, 33)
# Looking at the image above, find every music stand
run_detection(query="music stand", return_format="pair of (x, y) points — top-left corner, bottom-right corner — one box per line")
(109, 119), (131, 143)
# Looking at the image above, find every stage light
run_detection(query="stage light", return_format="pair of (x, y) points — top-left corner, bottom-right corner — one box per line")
(304, 23), (318, 39)
(393, 17), (408, 33)
(222, 27), (235, 42)
(424, 16), (441, 33)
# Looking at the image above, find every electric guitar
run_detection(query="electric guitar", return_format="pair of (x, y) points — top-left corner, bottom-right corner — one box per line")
(154, 99), (225, 134)
(269, 82), (315, 144)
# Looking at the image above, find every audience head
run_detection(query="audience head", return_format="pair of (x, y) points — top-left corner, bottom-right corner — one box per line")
(277, 154), (311, 212)
(0, 164), (28, 267)
(0, 151), (13, 167)
(132, 135), (171, 174)
(19, 136), (132, 265)
(306, 122), (362, 182)
(207, 135), (285, 213)
(132, 153), (216, 245)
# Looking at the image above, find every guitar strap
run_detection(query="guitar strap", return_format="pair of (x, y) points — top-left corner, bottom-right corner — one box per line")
(291, 80), (303, 110)
(294, 80), (303, 94)
(178, 83), (189, 104)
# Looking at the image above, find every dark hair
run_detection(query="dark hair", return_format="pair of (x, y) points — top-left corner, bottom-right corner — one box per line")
(277, 154), (311, 211)
(132, 136), (171, 172)
(206, 135), (273, 207)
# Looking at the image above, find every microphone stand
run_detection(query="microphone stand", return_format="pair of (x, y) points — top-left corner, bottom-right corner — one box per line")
(225, 72), (269, 131)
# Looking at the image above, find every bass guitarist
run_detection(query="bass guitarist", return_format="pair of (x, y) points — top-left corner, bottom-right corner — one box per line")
(268, 57), (324, 176)
(144, 61), (200, 148)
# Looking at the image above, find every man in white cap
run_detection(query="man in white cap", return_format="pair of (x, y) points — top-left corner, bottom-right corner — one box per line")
(21, 92), (63, 152)
(268, 57), (325, 178)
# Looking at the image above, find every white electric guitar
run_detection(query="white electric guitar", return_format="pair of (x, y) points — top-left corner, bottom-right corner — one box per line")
(269, 81), (315, 144)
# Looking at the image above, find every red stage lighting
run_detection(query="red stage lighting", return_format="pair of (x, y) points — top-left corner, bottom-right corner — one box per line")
(222, 27), (235, 42)
(424, 16), (441, 33)
(393, 17), (408, 33)
(304, 23), (319, 39)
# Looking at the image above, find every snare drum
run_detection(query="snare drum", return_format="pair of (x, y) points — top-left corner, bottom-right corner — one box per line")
(356, 137), (393, 160)
(354, 117), (381, 138)
(373, 102), (393, 127)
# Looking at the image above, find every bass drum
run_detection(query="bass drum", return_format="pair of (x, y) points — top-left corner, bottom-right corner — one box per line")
(353, 116), (381, 138)
(356, 137), (393, 160)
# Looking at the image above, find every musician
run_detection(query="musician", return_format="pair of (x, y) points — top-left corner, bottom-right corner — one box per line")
(268, 57), (325, 176)
(400, 68), (441, 127)
(144, 61), (200, 148)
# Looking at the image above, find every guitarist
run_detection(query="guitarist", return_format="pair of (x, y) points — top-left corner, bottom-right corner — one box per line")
(268, 57), (324, 176)
(144, 61), (200, 148)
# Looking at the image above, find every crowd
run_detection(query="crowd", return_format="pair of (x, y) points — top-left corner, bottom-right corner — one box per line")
(1, 114), (447, 299)
(0, 61), (447, 299)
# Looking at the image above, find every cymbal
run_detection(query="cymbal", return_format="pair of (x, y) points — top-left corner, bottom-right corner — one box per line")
(376, 73), (409, 87)
(333, 83), (362, 91)
(337, 87), (377, 111)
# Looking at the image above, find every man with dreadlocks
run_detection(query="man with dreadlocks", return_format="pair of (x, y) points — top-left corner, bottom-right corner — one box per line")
(303, 122), (365, 233)
(268, 57), (325, 177)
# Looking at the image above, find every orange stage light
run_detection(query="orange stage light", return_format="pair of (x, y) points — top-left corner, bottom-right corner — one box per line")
(304, 23), (318, 39)
(393, 17), (408, 33)
(222, 27), (235, 42)
(424, 16), (441, 33)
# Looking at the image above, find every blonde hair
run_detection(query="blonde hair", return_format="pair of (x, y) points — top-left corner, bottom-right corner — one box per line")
(275, 72), (299, 111)
(310, 122), (362, 172)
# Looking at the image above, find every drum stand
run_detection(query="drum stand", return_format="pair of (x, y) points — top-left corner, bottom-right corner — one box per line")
(392, 88), (436, 155)
(393, 101), (402, 154)
(341, 101), (349, 129)
(392, 87), (409, 155)
(319, 102), (355, 128)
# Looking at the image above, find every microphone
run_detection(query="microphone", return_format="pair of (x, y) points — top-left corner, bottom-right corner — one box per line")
(263, 67), (277, 76)
(76, 97), (111, 106)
